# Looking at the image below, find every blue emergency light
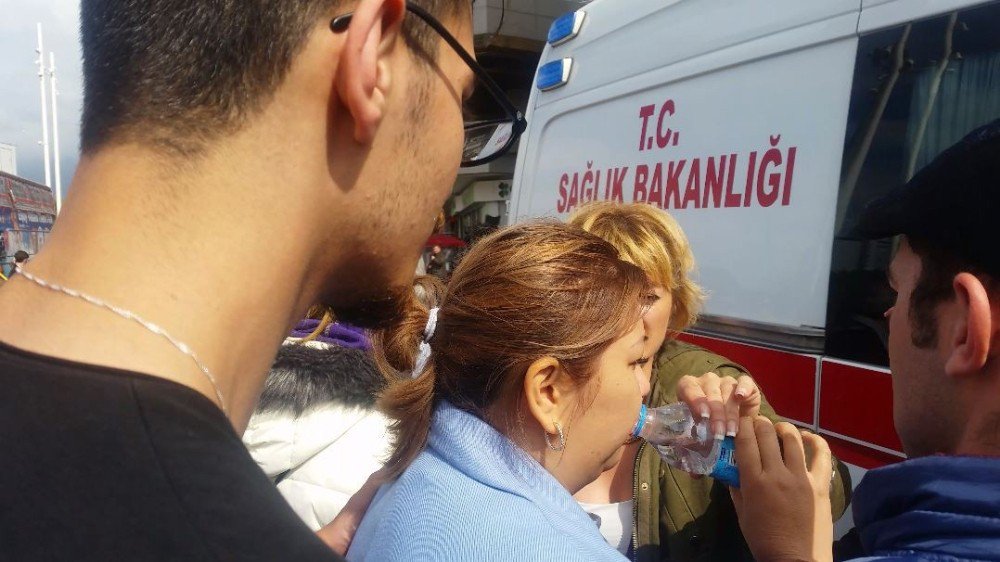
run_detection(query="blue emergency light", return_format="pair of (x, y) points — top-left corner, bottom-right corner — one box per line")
(547, 10), (586, 46)
(536, 58), (573, 91)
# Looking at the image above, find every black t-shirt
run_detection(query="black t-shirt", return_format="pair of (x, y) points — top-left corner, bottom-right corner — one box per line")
(0, 341), (344, 561)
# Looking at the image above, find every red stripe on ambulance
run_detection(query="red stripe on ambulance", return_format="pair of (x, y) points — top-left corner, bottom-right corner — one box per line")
(823, 435), (904, 471)
(819, 360), (902, 453)
(679, 333), (816, 425)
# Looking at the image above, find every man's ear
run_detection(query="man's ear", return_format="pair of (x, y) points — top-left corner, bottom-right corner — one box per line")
(523, 357), (574, 434)
(945, 272), (994, 378)
(335, 0), (406, 144)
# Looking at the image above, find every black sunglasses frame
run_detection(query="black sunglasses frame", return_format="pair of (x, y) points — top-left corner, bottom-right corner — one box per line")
(331, 2), (528, 167)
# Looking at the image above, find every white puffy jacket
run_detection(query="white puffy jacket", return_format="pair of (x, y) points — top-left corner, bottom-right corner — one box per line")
(243, 340), (391, 531)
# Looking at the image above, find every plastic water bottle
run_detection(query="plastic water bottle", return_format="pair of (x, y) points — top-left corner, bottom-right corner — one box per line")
(631, 403), (740, 487)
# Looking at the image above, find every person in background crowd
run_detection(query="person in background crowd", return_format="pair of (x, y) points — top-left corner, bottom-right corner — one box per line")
(733, 120), (1000, 562)
(425, 244), (447, 279)
(569, 202), (851, 561)
(347, 221), (763, 561)
(0, 0), (497, 560)
(247, 277), (447, 531)
(243, 307), (390, 532)
(417, 211), (448, 277)
(11, 250), (28, 276)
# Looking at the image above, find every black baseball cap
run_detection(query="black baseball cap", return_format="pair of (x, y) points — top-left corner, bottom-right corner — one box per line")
(852, 118), (1000, 277)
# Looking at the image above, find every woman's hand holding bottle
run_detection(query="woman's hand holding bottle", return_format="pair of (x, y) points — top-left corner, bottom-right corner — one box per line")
(676, 371), (761, 439)
(631, 372), (762, 486)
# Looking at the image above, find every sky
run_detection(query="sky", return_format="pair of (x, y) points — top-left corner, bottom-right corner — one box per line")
(0, 0), (80, 201)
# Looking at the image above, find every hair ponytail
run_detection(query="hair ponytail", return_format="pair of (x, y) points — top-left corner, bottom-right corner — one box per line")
(372, 275), (447, 479)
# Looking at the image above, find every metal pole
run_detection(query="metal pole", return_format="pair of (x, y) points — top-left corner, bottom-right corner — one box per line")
(49, 52), (62, 214)
(36, 24), (52, 188)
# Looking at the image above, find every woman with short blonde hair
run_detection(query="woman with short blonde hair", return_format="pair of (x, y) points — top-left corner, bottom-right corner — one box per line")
(570, 201), (704, 332)
(568, 202), (850, 561)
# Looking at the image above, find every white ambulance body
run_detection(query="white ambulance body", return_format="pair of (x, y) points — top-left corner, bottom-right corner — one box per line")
(510, 0), (1000, 504)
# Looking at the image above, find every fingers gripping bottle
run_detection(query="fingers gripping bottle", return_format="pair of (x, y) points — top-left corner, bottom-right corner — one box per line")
(631, 403), (740, 487)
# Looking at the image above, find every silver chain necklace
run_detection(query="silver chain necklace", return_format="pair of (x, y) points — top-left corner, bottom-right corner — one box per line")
(18, 270), (227, 413)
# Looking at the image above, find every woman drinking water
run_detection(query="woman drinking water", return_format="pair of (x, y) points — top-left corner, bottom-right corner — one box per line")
(346, 221), (759, 561)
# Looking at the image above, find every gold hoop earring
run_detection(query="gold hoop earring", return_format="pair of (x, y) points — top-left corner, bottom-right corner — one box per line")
(544, 420), (566, 452)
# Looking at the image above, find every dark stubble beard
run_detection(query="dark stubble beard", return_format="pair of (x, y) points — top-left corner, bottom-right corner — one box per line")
(327, 66), (440, 330)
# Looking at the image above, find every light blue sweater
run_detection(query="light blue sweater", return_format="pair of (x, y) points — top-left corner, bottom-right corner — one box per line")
(347, 401), (626, 561)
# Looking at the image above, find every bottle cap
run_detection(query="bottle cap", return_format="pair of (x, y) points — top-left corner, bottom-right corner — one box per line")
(631, 404), (648, 438)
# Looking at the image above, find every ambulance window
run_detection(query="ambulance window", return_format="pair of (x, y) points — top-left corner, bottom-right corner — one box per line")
(827, 1), (1000, 367)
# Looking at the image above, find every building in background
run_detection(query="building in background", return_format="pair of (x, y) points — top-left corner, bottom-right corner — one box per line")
(1, 171), (56, 271)
(0, 144), (17, 176)
(448, 179), (509, 239)
(446, 0), (584, 238)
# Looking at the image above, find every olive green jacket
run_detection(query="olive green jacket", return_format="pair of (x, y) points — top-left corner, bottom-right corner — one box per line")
(632, 339), (851, 562)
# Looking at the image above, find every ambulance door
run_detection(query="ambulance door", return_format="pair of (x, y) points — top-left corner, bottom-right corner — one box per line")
(819, 0), (1000, 499)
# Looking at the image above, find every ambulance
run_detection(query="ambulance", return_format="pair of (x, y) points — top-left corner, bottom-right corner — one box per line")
(508, 0), (1000, 523)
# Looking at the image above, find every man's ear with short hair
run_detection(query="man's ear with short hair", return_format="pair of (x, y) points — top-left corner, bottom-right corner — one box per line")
(335, 0), (406, 144)
(944, 272), (994, 378)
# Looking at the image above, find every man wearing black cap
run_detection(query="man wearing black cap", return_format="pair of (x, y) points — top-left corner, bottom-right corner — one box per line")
(730, 120), (1000, 562)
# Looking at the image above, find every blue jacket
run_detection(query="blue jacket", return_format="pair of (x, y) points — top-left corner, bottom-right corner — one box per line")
(848, 455), (1000, 561)
(347, 402), (625, 561)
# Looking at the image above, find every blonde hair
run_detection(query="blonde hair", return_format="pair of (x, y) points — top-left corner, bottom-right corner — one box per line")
(569, 202), (705, 331)
(297, 305), (335, 343)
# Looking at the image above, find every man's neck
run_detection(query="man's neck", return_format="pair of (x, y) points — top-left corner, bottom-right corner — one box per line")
(957, 415), (1000, 458)
(953, 374), (1000, 457)
(0, 145), (325, 431)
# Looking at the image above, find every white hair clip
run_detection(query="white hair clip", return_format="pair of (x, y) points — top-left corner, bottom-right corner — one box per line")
(410, 307), (440, 378)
